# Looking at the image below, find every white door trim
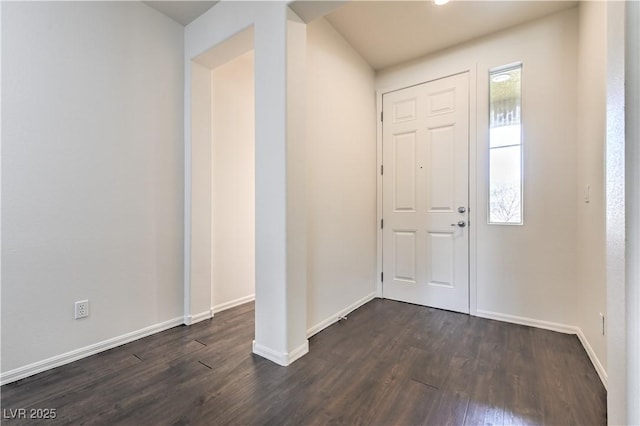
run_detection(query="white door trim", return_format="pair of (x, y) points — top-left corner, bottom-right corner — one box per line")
(375, 65), (478, 316)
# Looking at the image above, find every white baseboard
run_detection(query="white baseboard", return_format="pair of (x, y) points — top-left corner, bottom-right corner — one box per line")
(476, 309), (576, 334)
(252, 339), (309, 366)
(575, 327), (608, 390)
(0, 316), (184, 386)
(288, 340), (310, 364)
(213, 294), (255, 314)
(184, 308), (214, 325)
(476, 309), (607, 389)
(251, 291), (376, 366)
(306, 292), (377, 338)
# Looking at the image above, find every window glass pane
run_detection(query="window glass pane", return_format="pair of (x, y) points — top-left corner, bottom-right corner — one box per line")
(490, 124), (521, 148)
(490, 67), (521, 130)
(489, 146), (521, 223)
(489, 65), (522, 224)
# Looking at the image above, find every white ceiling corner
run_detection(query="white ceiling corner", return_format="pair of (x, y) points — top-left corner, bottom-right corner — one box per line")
(143, 1), (219, 26)
(288, 0), (348, 23)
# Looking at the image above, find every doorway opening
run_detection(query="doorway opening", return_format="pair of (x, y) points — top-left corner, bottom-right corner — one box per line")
(191, 26), (256, 320)
(210, 50), (256, 313)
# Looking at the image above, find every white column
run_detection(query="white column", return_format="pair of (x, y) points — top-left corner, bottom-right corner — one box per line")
(285, 8), (308, 362)
(252, 3), (308, 365)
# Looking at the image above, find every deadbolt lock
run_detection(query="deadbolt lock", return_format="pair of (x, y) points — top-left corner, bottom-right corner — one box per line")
(458, 206), (466, 213)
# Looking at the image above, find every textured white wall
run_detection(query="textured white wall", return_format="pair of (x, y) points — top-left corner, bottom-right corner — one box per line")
(211, 51), (255, 311)
(305, 18), (377, 331)
(1, 2), (184, 374)
(625, 2), (640, 422)
(377, 8), (579, 326)
(576, 0), (607, 382)
(605, 2), (628, 423)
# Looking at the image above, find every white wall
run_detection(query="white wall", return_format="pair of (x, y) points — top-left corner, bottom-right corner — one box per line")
(1, 1), (184, 379)
(377, 9), (580, 328)
(211, 51), (255, 312)
(606, 0), (640, 422)
(624, 2), (640, 422)
(189, 60), (213, 322)
(305, 18), (377, 333)
(576, 0), (607, 381)
(595, 0), (640, 420)
(605, 1), (628, 421)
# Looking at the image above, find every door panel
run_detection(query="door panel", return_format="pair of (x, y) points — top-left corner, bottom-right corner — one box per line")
(393, 97), (418, 123)
(428, 125), (455, 211)
(393, 133), (417, 211)
(428, 88), (456, 116)
(427, 232), (454, 287)
(393, 231), (417, 283)
(382, 72), (469, 314)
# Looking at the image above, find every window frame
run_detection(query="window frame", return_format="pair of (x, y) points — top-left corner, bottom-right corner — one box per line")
(488, 62), (524, 226)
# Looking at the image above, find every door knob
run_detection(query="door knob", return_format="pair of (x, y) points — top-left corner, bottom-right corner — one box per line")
(451, 221), (466, 228)
(458, 206), (466, 213)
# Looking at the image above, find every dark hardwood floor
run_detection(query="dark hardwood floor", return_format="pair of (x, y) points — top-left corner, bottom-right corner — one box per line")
(1, 299), (606, 425)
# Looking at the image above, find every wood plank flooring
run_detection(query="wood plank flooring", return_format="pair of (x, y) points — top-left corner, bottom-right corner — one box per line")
(1, 299), (606, 425)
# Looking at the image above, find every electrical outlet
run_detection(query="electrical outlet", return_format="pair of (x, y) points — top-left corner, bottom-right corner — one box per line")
(75, 300), (89, 319)
(600, 312), (605, 335)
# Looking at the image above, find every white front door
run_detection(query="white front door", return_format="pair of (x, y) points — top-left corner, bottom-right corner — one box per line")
(382, 72), (469, 314)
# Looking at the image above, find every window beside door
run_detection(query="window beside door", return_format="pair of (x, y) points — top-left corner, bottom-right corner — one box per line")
(489, 64), (523, 225)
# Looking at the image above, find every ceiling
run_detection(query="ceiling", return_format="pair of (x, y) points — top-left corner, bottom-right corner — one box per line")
(325, 0), (577, 70)
(145, 0), (577, 70)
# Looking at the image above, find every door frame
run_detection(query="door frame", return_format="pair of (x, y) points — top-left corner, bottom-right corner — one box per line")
(375, 65), (479, 316)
